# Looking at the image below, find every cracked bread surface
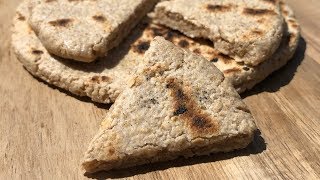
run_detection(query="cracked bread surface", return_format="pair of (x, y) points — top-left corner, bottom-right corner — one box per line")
(28, 0), (158, 62)
(82, 37), (257, 173)
(153, 0), (284, 66)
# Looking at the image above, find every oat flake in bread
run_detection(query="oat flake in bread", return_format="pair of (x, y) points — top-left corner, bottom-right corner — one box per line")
(82, 37), (257, 173)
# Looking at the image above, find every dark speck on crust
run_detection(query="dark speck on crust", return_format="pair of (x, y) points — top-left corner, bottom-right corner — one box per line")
(243, 67), (250, 71)
(150, 98), (158, 104)
(108, 148), (115, 155)
(176, 89), (185, 100)
(166, 78), (219, 134)
(192, 117), (212, 129)
(193, 48), (201, 54)
(243, 8), (277, 16)
(165, 30), (175, 41)
(211, 58), (219, 62)
(206, 4), (232, 12)
(178, 40), (189, 48)
(17, 13), (25, 21)
(132, 41), (150, 54)
(101, 76), (110, 82)
(90, 75), (111, 84)
(224, 68), (241, 74)
(150, 27), (166, 37)
(252, 30), (263, 35)
(174, 105), (188, 116)
(91, 76), (100, 83)
(32, 49), (44, 55)
(92, 15), (106, 22)
(49, 18), (73, 27)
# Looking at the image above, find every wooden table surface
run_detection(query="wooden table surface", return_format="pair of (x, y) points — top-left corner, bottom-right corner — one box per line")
(1, 0), (320, 179)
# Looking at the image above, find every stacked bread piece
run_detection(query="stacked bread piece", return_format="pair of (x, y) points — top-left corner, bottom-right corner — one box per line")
(12, 0), (300, 173)
(153, 0), (300, 92)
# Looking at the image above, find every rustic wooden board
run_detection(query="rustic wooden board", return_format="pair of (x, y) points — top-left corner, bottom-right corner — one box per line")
(1, 0), (319, 179)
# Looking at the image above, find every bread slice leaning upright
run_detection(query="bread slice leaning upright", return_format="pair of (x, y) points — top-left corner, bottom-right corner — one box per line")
(82, 37), (257, 173)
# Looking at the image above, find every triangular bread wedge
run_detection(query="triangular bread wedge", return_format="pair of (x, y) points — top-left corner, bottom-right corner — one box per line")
(149, 1), (300, 93)
(28, 0), (159, 62)
(12, 0), (150, 103)
(153, 0), (284, 66)
(82, 37), (257, 173)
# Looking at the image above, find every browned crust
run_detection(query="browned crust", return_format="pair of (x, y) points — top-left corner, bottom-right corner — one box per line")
(243, 8), (277, 16)
(166, 78), (219, 135)
(48, 18), (74, 27)
(205, 4), (234, 12)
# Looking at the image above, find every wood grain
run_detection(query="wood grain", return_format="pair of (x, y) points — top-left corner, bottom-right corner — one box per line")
(1, 0), (319, 179)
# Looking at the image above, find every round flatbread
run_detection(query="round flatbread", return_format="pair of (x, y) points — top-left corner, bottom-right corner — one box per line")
(28, 0), (158, 62)
(12, 0), (300, 104)
(153, 0), (285, 66)
(12, 1), (145, 103)
(150, 1), (300, 93)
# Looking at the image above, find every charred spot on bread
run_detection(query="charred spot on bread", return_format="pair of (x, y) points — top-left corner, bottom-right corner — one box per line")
(17, 13), (25, 21)
(243, 8), (277, 16)
(166, 78), (219, 134)
(211, 58), (219, 62)
(32, 49), (44, 55)
(92, 15), (107, 22)
(49, 18), (73, 27)
(178, 40), (190, 48)
(243, 67), (250, 71)
(206, 4), (233, 12)
(224, 68), (242, 74)
(132, 41), (150, 54)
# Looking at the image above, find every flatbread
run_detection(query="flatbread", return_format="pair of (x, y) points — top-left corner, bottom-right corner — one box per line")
(82, 37), (257, 173)
(149, 1), (300, 93)
(12, 1), (299, 103)
(12, 0), (144, 103)
(153, 0), (284, 66)
(28, 0), (158, 62)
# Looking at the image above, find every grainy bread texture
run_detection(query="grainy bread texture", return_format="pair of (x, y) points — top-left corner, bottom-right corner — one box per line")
(153, 0), (284, 66)
(82, 37), (257, 173)
(149, 2), (300, 93)
(12, 1), (299, 103)
(12, 1), (145, 103)
(28, 0), (158, 62)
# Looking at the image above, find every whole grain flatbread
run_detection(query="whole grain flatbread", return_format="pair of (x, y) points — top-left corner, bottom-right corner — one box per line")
(153, 0), (284, 66)
(149, 1), (300, 93)
(28, 0), (158, 62)
(12, 1), (145, 103)
(12, 1), (299, 103)
(82, 37), (257, 173)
